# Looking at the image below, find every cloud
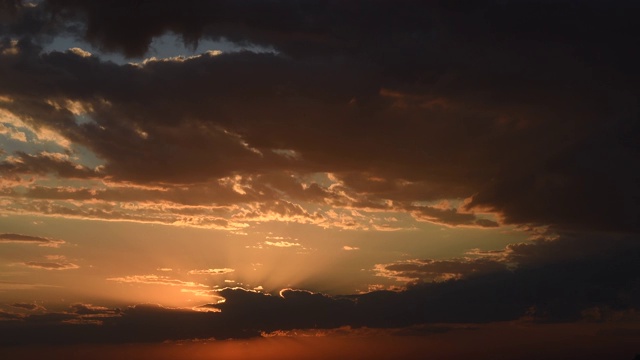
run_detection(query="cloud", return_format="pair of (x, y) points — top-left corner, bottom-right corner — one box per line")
(1, 8), (637, 233)
(377, 231), (640, 284)
(187, 268), (234, 275)
(10, 302), (46, 311)
(0, 121), (27, 141)
(0, 233), (65, 247)
(263, 241), (300, 248)
(0, 151), (98, 179)
(0, 310), (23, 320)
(0, 196), (249, 231)
(0, 280), (59, 291)
(405, 204), (500, 228)
(23, 261), (79, 270)
(106, 275), (207, 288)
(233, 201), (324, 224)
(376, 258), (507, 283)
(69, 303), (117, 316)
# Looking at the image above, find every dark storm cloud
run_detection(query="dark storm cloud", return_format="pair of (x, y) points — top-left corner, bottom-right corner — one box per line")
(1, 1), (638, 232)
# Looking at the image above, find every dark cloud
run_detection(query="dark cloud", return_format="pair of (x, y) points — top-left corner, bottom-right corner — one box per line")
(0, 310), (23, 320)
(0, 233), (64, 247)
(69, 304), (116, 316)
(375, 233), (640, 322)
(380, 257), (507, 282)
(0, 304), (248, 345)
(2, 1), (634, 233)
(0, 151), (98, 179)
(404, 204), (499, 228)
(379, 232), (640, 282)
(10, 303), (45, 311)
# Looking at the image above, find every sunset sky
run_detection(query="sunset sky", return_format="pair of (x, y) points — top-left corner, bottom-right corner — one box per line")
(1, 1), (639, 359)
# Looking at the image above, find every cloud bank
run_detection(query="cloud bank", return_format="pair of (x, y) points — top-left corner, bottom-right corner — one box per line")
(1, 233), (639, 345)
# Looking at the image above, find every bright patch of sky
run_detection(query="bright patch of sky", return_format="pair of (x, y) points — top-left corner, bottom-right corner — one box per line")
(0, 116), (103, 169)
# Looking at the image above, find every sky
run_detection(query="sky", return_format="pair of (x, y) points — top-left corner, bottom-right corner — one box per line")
(0, 1), (639, 359)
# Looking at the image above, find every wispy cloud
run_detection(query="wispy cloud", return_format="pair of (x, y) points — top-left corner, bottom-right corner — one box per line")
(23, 261), (79, 270)
(188, 268), (234, 275)
(106, 275), (207, 288)
(0, 233), (65, 247)
(70, 303), (117, 315)
(0, 280), (60, 291)
(264, 241), (301, 248)
(10, 303), (46, 311)
(20, 254), (79, 271)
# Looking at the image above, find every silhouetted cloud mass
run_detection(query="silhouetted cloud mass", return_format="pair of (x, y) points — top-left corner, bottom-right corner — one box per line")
(1, 234), (639, 345)
(0, 0), (638, 232)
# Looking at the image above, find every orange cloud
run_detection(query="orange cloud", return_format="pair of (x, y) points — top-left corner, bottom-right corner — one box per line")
(188, 268), (235, 275)
(106, 275), (208, 288)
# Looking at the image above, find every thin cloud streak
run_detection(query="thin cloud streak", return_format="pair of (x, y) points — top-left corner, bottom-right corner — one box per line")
(187, 268), (234, 275)
(0, 233), (65, 247)
(106, 275), (208, 288)
(23, 261), (79, 270)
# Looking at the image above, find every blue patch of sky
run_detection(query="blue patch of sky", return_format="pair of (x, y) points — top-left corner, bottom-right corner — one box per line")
(73, 113), (94, 126)
(0, 121), (103, 168)
(43, 32), (277, 65)
(0, 123), (62, 154)
(71, 144), (104, 169)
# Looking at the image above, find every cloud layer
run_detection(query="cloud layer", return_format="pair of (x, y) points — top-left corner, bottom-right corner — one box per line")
(0, 0), (637, 233)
